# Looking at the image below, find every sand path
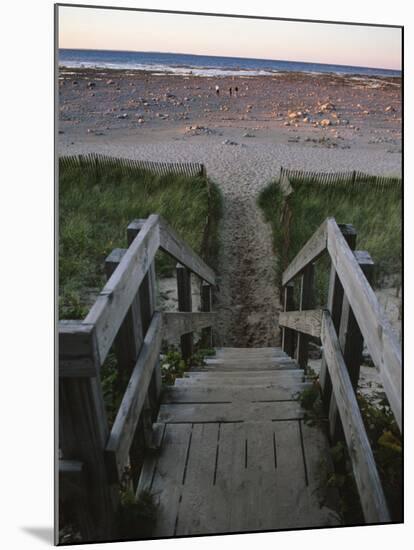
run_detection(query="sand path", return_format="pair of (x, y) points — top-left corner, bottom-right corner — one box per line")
(59, 131), (401, 346)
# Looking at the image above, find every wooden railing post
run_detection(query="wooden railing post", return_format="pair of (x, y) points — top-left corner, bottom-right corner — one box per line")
(59, 323), (116, 542)
(177, 263), (193, 362)
(320, 224), (357, 406)
(201, 281), (213, 348)
(281, 282), (295, 357)
(127, 221), (162, 410)
(295, 264), (314, 370)
(328, 251), (374, 441)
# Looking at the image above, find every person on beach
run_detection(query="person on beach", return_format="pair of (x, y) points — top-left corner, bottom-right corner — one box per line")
(235, 86), (238, 96)
(229, 87), (232, 96)
(215, 84), (220, 96)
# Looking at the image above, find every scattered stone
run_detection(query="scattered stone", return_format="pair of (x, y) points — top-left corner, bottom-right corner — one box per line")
(72, 81), (78, 86)
(222, 139), (238, 145)
(106, 79), (115, 85)
(283, 121), (291, 126)
(117, 113), (128, 119)
(318, 101), (335, 113)
(137, 118), (144, 124)
(243, 132), (255, 138)
(385, 105), (396, 112)
(320, 119), (331, 127)
(87, 82), (96, 88)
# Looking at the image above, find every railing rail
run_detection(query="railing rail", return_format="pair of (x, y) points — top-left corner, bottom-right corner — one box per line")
(58, 215), (216, 542)
(279, 216), (402, 524)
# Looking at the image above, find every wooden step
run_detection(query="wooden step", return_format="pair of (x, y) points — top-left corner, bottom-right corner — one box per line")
(137, 421), (339, 537)
(158, 401), (305, 423)
(196, 362), (299, 372)
(162, 383), (310, 404)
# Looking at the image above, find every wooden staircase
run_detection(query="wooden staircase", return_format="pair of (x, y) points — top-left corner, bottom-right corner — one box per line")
(137, 347), (341, 537)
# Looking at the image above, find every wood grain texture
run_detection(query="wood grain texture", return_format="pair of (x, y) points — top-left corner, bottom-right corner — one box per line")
(162, 312), (216, 340)
(159, 217), (215, 284)
(281, 282), (295, 356)
(282, 219), (327, 285)
(279, 309), (322, 338)
(105, 313), (162, 482)
(327, 219), (401, 430)
(320, 225), (357, 406)
(329, 250), (374, 441)
(84, 215), (160, 363)
(59, 322), (99, 377)
(321, 311), (390, 523)
(295, 264), (315, 370)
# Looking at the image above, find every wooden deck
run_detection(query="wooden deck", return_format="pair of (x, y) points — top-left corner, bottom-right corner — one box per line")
(137, 347), (341, 537)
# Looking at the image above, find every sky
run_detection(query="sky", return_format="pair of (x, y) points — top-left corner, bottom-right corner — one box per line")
(58, 6), (402, 70)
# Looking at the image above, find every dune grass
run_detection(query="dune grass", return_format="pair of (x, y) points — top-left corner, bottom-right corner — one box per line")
(59, 157), (222, 320)
(258, 175), (402, 304)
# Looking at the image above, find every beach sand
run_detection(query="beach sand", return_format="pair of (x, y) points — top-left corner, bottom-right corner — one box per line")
(58, 68), (402, 347)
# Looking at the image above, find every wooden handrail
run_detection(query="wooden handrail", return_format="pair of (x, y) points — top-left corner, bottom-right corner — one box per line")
(321, 312), (390, 523)
(159, 217), (216, 285)
(280, 217), (401, 430)
(128, 217), (216, 285)
(326, 219), (401, 429)
(279, 216), (402, 525)
(162, 312), (217, 341)
(105, 312), (163, 482)
(59, 215), (216, 540)
(282, 219), (328, 285)
(84, 214), (160, 363)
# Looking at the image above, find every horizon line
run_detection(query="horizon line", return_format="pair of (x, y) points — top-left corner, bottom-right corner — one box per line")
(58, 47), (401, 72)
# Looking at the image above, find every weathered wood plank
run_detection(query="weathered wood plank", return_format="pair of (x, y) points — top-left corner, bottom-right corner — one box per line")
(321, 311), (390, 523)
(159, 217), (215, 285)
(200, 282), (213, 348)
(104, 247), (144, 376)
(295, 264), (315, 369)
(84, 215), (160, 363)
(162, 312), (216, 341)
(281, 282), (295, 356)
(59, 322), (99, 377)
(320, 224), (357, 406)
(327, 218), (401, 429)
(279, 309), (322, 338)
(150, 424), (193, 537)
(162, 383), (311, 404)
(175, 423), (222, 535)
(158, 401), (304, 423)
(105, 313), (162, 482)
(282, 220), (327, 285)
(176, 264), (193, 361)
(300, 422), (342, 524)
(329, 251), (374, 441)
(59, 373), (115, 540)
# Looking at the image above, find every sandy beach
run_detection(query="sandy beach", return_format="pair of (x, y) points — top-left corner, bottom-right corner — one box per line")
(58, 68), (402, 347)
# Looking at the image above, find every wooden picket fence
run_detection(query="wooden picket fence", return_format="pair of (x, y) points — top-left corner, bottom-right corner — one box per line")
(59, 153), (207, 179)
(280, 166), (401, 189)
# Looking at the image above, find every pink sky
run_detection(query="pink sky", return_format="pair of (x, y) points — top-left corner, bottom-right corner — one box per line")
(58, 7), (401, 70)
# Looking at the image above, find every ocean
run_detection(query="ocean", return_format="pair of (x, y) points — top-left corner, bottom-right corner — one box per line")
(59, 49), (400, 78)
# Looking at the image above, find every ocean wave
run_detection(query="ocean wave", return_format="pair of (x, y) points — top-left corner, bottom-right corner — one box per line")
(58, 59), (283, 77)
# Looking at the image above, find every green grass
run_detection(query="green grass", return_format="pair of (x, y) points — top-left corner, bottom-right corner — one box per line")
(258, 176), (401, 304)
(59, 157), (222, 319)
